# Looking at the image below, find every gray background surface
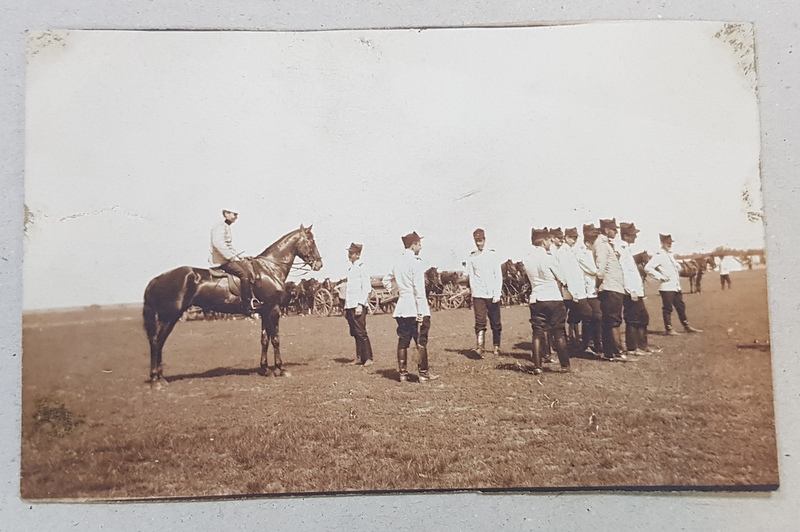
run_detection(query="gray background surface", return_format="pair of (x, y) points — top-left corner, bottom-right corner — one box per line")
(2, 2), (798, 530)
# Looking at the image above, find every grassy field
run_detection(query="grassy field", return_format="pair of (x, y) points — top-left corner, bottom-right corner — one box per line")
(20, 268), (777, 500)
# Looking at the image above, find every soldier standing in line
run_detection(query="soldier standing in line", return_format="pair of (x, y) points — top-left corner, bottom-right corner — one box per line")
(522, 227), (571, 375)
(578, 224), (603, 355)
(593, 218), (628, 362)
(617, 223), (650, 355)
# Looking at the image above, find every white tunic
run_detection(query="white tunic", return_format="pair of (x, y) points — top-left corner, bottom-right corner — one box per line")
(209, 221), (237, 267)
(383, 249), (431, 318)
(618, 241), (645, 298)
(522, 246), (566, 303)
(464, 247), (503, 300)
(344, 259), (371, 309)
(645, 248), (682, 292)
(554, 244), (589, 300)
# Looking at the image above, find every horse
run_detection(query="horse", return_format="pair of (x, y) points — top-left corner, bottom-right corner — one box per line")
(425, 267), (444, 310)
(143, 225), (323, 385)
(692, 255), (716, 293)
(501, 260), (530, 305)
(678, 255), (716, 293)
(633, 251), (652, 284)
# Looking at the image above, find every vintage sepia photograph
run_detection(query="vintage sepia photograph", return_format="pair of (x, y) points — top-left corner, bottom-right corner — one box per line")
(21, 22), (777, 500)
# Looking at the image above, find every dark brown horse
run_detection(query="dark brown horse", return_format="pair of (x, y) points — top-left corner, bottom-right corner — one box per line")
(678, 255), (716, 293)
(143, 225), (322, 385)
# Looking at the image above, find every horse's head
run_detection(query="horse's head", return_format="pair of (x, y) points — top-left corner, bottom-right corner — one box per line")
(296, 224), (323, 271)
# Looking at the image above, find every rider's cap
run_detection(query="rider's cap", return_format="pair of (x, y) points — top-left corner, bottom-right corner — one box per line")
(620, 222), (641, 236)
(660, 233), (674, 244)
(473, 228), (485, 239)
(222, 208), (239, 215)
(531, 227), (550, 244)
(565, 227), (579, 239)
(401, 231), (422, 248)
(347, 242), (363, 254)
(599, 218), (618, 231)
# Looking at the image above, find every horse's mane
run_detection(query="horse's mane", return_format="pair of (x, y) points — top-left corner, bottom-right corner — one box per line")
(257, 227), (305, 257)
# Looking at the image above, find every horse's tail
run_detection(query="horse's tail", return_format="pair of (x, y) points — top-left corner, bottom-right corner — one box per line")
(143, 277), (160, 340)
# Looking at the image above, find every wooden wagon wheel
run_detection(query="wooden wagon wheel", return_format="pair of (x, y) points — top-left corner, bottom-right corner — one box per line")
(367, 290), (380, 314)
(313, 288), (334, 316)
(441, 284), (460, 309)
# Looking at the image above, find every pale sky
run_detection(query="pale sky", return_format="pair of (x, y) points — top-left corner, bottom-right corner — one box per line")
(24, 22), (764, 310)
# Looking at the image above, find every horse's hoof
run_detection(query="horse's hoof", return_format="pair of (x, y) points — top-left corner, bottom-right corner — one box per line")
(150, 379), (165, 390)
(261, 367), (273, 377)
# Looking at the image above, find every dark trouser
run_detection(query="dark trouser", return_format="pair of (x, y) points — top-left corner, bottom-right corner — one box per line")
(345, 307), (373, 362)
(659, 290), (688, 330)
(529, 301), (569, 368)
(582, 297), (603, 352)
(598, 290), (624, 358)
(396, 316), (432, 374)
(720, 274), (732, 290)
(472, 297), (502, 346)
(623, 295), (650, 351)
(220, 260), (255, 307)
(565, 298), (592, 325)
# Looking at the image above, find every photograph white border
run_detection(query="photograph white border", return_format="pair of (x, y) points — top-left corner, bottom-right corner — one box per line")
(2, 2), (799, 530)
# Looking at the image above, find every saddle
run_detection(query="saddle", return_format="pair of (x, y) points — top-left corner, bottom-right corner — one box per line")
(209, 259), (259, 297)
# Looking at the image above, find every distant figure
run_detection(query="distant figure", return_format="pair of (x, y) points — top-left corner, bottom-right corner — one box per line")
(464, 228), (503, 357)
(645, 234), (702, 335)
(594, 218), (627, 362)
(344, 243), (374, 367)
(618, 222), (650, 355)
(209, 208), (261, 312)
(719, 256), (733, 290)
(383, 232), (438, 383)
(522, 227), (571, 375)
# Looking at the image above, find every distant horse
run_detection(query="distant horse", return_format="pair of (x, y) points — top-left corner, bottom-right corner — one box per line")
(143, 225), (323, 385)
(692, 255), (716, 293)
(633, 251), (652, 284)
(501, 260), (530, 305)
(425, 267), (444, 310)
(678, 255), (716, 293)
(295, 278), (320, 315)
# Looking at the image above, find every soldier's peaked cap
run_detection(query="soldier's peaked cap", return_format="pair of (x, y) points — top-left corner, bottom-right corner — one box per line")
(401, 231), (422, 247)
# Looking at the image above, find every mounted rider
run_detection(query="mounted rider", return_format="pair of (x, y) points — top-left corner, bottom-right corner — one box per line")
(209, 208), (261, 312)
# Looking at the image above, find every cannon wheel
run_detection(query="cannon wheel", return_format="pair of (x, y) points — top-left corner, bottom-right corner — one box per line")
(313, 288), (334, 317)
(441, 284), (463, 309)
(367, 291), (380, 315)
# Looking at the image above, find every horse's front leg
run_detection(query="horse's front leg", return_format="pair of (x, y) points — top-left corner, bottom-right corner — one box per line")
(269, 308), (289, 377)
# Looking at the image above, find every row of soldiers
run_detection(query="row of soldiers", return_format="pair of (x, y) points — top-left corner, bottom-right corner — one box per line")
(341, 220), (702, 381)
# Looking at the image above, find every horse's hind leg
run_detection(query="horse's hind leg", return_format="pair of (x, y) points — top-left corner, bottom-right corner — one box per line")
(149, 317), (179, 386)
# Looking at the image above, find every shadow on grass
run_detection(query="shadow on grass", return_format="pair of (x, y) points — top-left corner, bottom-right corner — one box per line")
(375, 368), (427, 383)
(443, 348), (482, 360)
(164, 363), (307, 383)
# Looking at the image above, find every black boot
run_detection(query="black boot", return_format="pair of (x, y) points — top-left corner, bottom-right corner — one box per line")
(362, 338), (374, 366)
(475, 330), (486, 358)
(611, 328), (628, 361)
(397, 347), (408, 382)
(625, 326), (638, 354)
(418, 346), (439, 382)
(554, 333), (571, 371)
(350, 339), (363, 365)
(531, 336), (543, 375)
